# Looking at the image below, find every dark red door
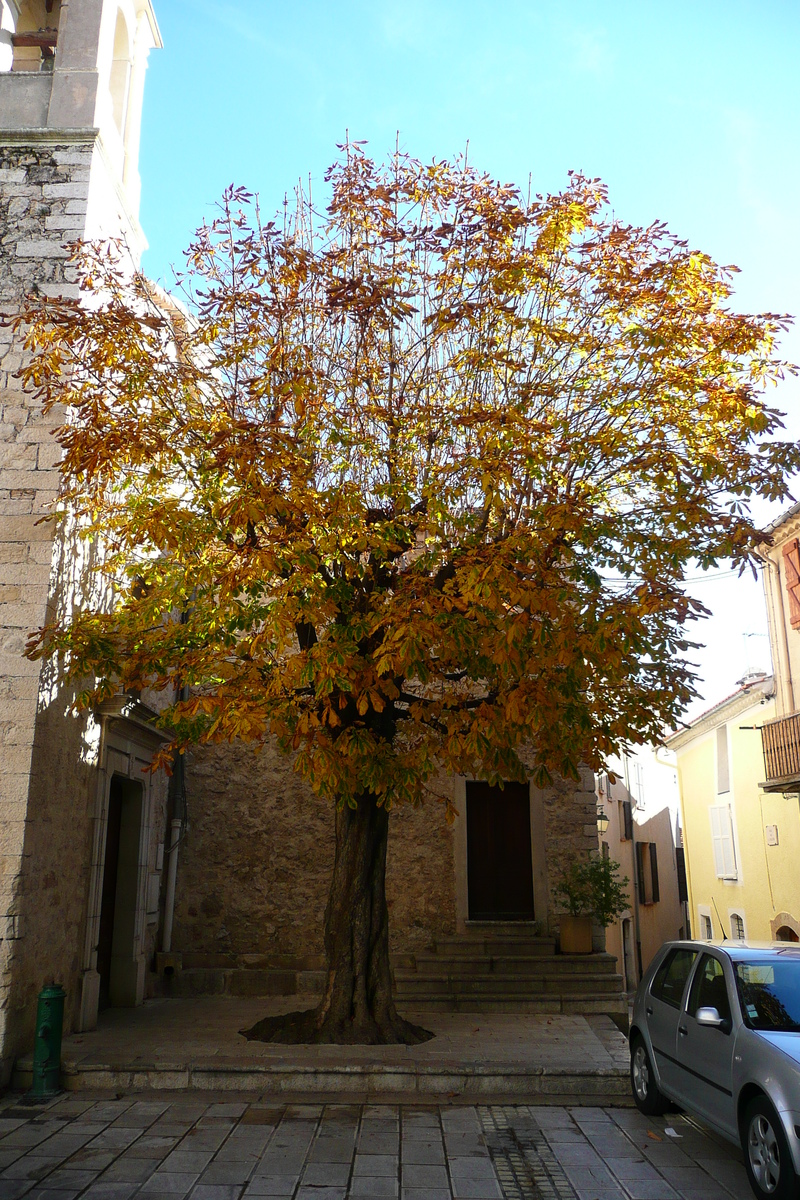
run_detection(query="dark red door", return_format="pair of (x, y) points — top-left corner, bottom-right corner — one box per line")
(466, 781), (534, 920)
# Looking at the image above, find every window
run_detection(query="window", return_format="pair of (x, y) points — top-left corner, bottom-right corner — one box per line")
(716, 726), (730, 794)
(622, 800), (633, 841)
(675, 846), (689, 904)
(710, 805), (738, 879)
(699, 910), (713, 939)
(636, 842), (660, 905)
(731, 913), (746, 940)
(651, 947), (697, 1008)
(636, 843), (646, 903)
(632, 761), (645, 809)
(687, 954), (732, 1026)
(650, 843), (660, 902)
(735, 961), (800, 1032)
(782, 539), (800, 629)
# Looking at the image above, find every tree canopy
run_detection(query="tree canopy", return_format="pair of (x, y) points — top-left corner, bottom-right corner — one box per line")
(21, 145), (798, 809)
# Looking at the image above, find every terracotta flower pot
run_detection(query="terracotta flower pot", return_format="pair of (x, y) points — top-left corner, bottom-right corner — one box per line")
(559, 914), (593, 955)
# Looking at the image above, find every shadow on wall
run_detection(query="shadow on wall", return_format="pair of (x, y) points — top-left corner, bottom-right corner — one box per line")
(2, 513), (105, 1076)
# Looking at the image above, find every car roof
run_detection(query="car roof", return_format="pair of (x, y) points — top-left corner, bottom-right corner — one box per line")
(663, 939), (800, 960)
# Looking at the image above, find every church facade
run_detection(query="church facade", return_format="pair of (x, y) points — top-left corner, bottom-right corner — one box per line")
(0, 0), (616, 1085)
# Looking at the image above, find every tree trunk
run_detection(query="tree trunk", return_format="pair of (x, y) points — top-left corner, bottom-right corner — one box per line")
(241, 794), (433, 1045)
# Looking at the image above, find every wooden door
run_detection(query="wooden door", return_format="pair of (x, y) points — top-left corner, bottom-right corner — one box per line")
(97, 775), (124, 1010)
(466, 781), (535, 920)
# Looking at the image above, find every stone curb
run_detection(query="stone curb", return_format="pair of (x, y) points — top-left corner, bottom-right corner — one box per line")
(13, 1057), (631, 1105)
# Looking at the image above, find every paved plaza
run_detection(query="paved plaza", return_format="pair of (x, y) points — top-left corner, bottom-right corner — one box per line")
(0, 1096), (752, 1200)
(13, 1003), (629, 1105)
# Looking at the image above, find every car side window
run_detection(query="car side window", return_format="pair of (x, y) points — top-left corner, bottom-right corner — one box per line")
(651, 948), (698, 1008)
(687, 953), (732, 1024)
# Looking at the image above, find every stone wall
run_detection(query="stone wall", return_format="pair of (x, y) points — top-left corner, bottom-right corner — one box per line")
(174, 742), (458, 966)
(0, 137), (96, 1078)
(175, 743), (598, 967)
(539, 766), (605, 942)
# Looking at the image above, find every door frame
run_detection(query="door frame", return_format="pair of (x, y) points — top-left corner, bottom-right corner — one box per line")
(452, 777), (550, 932)
(77, 698), (169, 1031)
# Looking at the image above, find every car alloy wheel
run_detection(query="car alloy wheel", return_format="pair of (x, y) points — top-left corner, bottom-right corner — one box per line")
(742, 1097), (797, 1200)
(629, 1035), (668, 1115)
(748, 1112), (781, 1195)
(632, 1043), (650, 1103)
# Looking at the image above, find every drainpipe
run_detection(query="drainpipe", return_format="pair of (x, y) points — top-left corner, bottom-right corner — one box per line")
(624, 753), (644, 981)
(161, 685), (188, 954)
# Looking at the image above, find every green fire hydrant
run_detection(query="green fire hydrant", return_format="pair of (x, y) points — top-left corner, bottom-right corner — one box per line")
(31, 984), (65, 1097)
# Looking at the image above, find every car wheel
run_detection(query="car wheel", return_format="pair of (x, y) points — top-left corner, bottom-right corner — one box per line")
(742, 1096), (797, 1200)
(630, 1034), (669, 1115)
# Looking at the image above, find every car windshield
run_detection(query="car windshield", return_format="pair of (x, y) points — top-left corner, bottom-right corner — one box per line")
(735, 959), (800, 1033)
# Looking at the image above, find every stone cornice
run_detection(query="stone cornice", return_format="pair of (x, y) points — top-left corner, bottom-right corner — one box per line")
(97, 695), (171, 750)
(0, 127), (99, 145)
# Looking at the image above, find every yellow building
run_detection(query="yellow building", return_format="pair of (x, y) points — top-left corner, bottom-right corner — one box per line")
(667, 673), (800, 943)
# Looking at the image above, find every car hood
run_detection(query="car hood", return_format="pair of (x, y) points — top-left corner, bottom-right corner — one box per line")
(758, 1031), (800, 1066)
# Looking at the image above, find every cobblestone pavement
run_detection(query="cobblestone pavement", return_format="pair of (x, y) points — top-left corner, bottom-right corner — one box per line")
(0, 1096), (752, 1200)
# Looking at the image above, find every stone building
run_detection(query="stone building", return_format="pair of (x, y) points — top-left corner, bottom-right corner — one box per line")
(0, 0), (622, 1084)
(0, 0), (166, 1083)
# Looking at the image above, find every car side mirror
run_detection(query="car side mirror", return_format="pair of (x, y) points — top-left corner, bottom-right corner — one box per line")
(696, 1006), (731, 1032)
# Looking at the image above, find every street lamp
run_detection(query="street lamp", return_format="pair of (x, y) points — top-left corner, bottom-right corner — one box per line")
(596, 805), (610, 836)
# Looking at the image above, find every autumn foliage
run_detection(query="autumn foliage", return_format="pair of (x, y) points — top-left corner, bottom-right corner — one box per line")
(18, 145), (798, 1041)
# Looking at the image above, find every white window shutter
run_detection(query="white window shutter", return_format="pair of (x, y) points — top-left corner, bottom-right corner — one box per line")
(710, 806), (725, 876)
(710, 805), (737, 879)
(722, 805), (737, 877)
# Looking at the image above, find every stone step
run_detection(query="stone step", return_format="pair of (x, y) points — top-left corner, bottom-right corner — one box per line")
(13, 1047), (631, 1106)
(394, 974), (625, 998)
(159, 968), (326, 1000)
(452, 921), (546, 935)
(433, 937), (556, 957)
(412, 954), (619, 977)
(392, 995), (629, 1015)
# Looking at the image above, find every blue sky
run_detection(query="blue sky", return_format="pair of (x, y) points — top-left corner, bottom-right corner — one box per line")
(138, 0), (800, 714)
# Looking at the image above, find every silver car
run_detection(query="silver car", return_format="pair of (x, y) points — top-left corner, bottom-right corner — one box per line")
(630, 941), (800, 1200)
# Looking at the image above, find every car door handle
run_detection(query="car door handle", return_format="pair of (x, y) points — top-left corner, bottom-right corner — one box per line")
(646, 1007), (653, 1016)
(678, 1025), (688, 1036)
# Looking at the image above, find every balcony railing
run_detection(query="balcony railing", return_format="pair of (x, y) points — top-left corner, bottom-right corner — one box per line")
(761, 712), (800, 790)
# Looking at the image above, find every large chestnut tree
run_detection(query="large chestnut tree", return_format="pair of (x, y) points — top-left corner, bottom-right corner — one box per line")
(21, 146), (797, 1044)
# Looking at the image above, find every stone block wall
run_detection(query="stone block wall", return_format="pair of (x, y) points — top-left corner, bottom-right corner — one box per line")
(175, 743), (599, 967)
(0, 136), (100, 1078)
(174, 742), (458, 965)
(539, 766), (606, 944)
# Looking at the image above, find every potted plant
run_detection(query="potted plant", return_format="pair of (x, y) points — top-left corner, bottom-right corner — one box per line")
(556, 856), (630, 954)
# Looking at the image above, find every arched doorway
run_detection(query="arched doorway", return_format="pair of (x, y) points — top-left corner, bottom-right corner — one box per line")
(771, 912), (800, 942)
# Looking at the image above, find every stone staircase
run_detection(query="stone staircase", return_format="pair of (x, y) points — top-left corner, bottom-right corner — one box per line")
(155, 924), (626, 1019)
(393, 924), (627, 1016)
